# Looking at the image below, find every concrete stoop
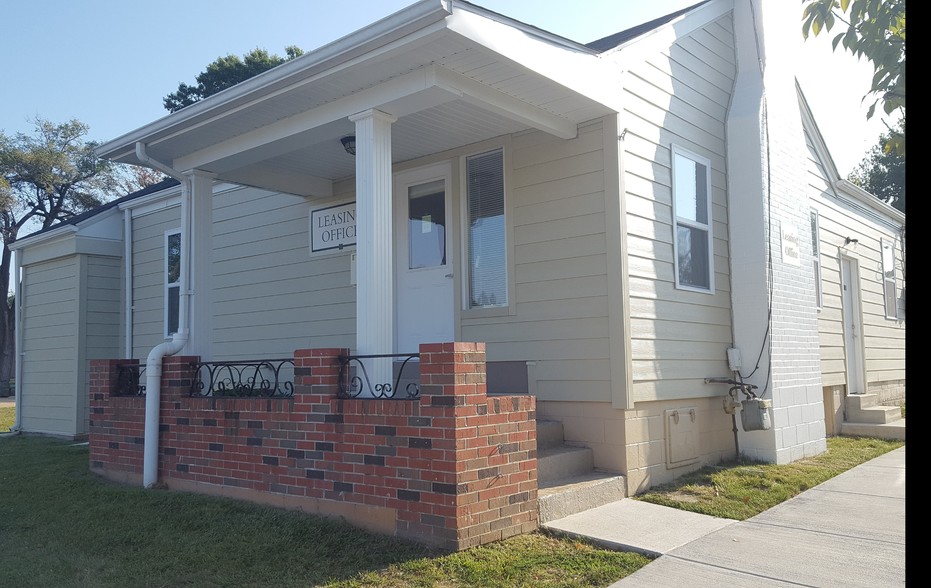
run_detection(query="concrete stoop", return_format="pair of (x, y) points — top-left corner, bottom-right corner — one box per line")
(842, 394), (905, 440)
(536, 420), (626, 524)
(841, 419), (905, 441)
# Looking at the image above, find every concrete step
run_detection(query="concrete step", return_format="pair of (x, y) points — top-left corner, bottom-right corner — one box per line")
(538, 472), (627, 523)
(536, 420), (566, 451)
(538, 445), (594, 483)
(841, 419), (906, 441)
(846, 393), (881, 411)
(848, 405), (902, 424)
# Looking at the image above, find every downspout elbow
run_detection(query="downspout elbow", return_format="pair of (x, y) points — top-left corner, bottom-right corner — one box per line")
(143, 332), (189, 488)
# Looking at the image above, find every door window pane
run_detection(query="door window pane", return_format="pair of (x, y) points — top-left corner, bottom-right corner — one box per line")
(408, 180), (446, 269)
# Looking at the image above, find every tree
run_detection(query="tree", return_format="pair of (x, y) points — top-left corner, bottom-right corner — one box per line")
(0, 119), (120, 385)
(164, 46), (304, 113)
(848, 119), (905, 212)
(801, 0), (906, 154)
(115, 164), (168, 195)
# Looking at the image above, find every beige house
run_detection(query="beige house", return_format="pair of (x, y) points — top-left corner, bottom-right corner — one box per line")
(10, 0), (904, 498)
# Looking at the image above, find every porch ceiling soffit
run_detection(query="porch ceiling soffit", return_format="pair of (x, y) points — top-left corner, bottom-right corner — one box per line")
(97, 1), (621, 197)
(172, 63), (584, 178)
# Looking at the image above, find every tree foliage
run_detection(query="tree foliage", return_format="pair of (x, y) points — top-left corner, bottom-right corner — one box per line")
(848, 119), (905, 213)
(164, 46), (304, 113)
(0, 118), (120, 384)
(801, 0), (906, 154)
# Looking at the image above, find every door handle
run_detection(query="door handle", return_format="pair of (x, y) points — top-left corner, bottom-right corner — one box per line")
(445, 273), (454, 278)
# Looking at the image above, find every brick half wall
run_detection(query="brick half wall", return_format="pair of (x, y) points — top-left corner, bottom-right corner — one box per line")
(89, 343), (537, 550)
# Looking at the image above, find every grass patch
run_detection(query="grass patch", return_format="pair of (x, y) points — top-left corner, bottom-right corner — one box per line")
(636, 436), (903, 520)
(0, 436), (649, 587)
(0, 405), (13, 432)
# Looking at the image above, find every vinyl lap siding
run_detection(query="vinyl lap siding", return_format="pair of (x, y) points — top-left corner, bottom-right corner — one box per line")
(622, 16), (736, 402)
(462, 121), (612, 402)
(803, 131), (905, 389)
(21, 257), (79, 435)
(131, 207), (181, 359)
(80, 255), (122, 433)
(211, 186), (355, 359)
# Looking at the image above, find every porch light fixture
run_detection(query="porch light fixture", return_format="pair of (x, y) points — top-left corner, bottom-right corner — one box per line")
(844, 236), (859, 246)
(340, 135), (356, 156)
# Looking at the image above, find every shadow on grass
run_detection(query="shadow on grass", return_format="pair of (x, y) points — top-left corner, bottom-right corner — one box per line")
(0, 436), (438, 587)
(1, 436), (650, 588)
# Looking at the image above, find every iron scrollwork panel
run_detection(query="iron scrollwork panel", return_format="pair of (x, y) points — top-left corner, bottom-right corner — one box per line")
(115, 364), (146, 396)
(190, 359), (295, 398)
(337, 353), (420, 399)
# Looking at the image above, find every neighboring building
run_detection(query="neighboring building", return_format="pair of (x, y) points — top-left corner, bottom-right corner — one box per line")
(799, 90), (906, 435)
(10, 0), (904, 497)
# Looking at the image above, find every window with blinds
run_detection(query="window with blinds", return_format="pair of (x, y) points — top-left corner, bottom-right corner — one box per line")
(466, 150), (507, 308)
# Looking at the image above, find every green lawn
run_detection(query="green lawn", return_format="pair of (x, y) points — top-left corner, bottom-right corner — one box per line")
(636, 435), (903, 520)
(0, 405), (13, 432)
(0, 436), (649, 588)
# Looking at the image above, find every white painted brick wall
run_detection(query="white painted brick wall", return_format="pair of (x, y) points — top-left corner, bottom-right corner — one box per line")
(728, 0), (826, 463)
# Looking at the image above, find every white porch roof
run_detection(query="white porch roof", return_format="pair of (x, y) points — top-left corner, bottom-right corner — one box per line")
(96, 0), (621, 197)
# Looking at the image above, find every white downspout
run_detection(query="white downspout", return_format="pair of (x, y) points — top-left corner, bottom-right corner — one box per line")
(12, 251), (23, 432)
(135, 142), (192, 488)
(123, 209), (133, 359)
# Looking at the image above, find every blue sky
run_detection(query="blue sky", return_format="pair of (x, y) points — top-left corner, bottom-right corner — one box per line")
(2, 0), (890, 175)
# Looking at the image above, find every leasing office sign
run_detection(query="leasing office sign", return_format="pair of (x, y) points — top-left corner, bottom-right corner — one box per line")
(310, 201), (356, 253)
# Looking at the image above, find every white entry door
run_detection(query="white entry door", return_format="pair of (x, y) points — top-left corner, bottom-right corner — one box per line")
(394, 164), (454, 353)
(841, 256), (865, 395)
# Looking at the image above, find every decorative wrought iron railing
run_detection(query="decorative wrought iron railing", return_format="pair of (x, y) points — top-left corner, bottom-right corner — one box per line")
(337, 353), (420, 399)
(190, 359), (295, 398)
(114, 363), (146, 396)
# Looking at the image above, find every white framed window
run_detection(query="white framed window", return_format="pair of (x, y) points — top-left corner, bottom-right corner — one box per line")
(465, 149), (507, 309)
(811, 209), (822, 309)
(165, 229), (181, 337)
(671, 145), (714, 292)
(881, 238), (897, 319)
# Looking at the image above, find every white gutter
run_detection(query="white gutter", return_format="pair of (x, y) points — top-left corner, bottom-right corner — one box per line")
(135, 142), (192, 488)
(11, 251), (23, 432)
(123, 209), (133, 358)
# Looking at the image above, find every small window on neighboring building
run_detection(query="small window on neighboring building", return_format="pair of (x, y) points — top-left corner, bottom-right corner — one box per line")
(165, 230), (181, 337)
(882, 238), (897, 319)
(811, 209), (822, 309)
(671, 145), (714, 292)
(466, 149), (507, 309)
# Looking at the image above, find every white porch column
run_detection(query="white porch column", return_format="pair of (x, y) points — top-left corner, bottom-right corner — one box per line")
(185, 169), (215, 359)
(350, 109), (397, 386)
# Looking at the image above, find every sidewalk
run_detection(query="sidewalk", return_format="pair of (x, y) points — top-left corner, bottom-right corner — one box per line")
(545, 447), (905, 587)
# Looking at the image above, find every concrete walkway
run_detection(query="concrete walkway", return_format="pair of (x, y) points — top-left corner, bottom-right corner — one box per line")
(545, 447), (905, 587)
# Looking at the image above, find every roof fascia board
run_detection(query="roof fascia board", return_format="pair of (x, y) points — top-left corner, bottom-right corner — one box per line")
(451, 0), (598, 54)
(797, 82), (903, 226)
(119, 185), (183, 213)
(444, 6), (623, 113)
(603, 0), (733, 65)
(96, 0), (452, 162)
(797, 81), (841, 183)
(10, 204), (125, 251)
(834, 179), (904, 225)
(9, 225), (78, 252)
